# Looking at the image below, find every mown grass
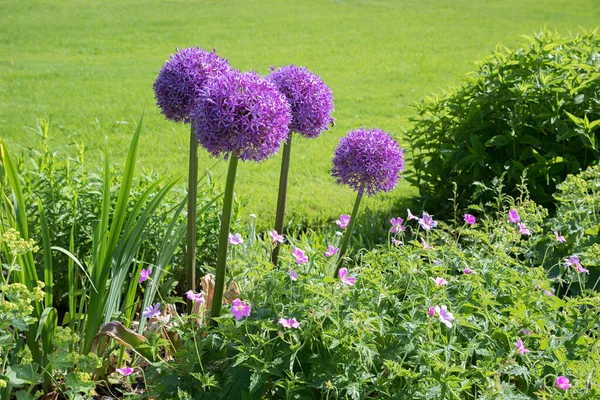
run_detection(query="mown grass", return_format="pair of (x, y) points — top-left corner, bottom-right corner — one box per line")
(1, 0), (598, 227)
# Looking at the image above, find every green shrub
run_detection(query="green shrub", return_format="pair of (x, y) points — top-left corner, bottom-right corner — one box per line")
(11, 120), (227, 307)
(405, 29), (600, 211)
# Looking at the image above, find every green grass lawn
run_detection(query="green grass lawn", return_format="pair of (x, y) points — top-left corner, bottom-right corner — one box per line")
(1, 0), (598, 227)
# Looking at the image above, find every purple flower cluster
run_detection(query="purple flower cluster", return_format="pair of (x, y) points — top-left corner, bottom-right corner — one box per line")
(192, 71), (292, 162)
(331, 128), (404, 196)
(153, 47), (232, 123)
(269, 65), (334, 138)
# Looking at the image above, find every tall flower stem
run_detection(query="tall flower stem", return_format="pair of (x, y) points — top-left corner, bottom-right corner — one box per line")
(334, 186), (363, 277)
(271, 135), (293, 266)
(210, 153), (239, 326)
(186, 125), (198, 310)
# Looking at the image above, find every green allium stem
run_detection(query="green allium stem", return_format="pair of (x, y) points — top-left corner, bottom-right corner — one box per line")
(210, 153), (239, 326)
(186, 125), (198, 310)
(272, 135), (293, 266)
(334, 187), (363, 277)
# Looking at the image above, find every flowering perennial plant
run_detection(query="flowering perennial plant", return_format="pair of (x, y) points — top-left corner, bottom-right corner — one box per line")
(278, 317), (300, 329)
(336, 214), (351, 229)
(231, 298), (251, 320)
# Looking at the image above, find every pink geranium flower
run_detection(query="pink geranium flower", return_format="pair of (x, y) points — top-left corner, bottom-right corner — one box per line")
(391, 238), (403, 246)
(508, 209), (520, 223)
(116, 367), (134, 376)
(269, 230), (285, 244)
(434, 305), (454, 328)
(279, 317), (300, 329)
(420, 237), (431, 249)
(185, 290), (205, 304)
(464, 214), (476, 225)
(288, 269), (298, 281)
(231, 298), (251, 320)
(463, 268), (473, 274)
(431, 277), (448, 287)
(564, 255), (589, 273)
(516, 338), (530, 355)
(390, 217), (405, 233)
(556, 376), (571, 390)
(142, 303), (161, 319)
(336, 214), (351, 229)
(554, 230), (566, 243)
(518, 223), (530, 235)
(418, 212), (438, 231)
(292, 247), (308, 264)
(338, 267), (356, 286)
(139, 268), (152, 284)
(406, 209), (417, 220)
(228, 233), (244, 245)
(428, 306), (435, 317)
(324, 245), (339, 257)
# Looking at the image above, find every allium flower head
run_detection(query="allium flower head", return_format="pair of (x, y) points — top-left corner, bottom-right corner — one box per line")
(192, 70), (292, 162)
(324, 245), (339, 257)
(231, 298), (251, 320)
(279, 317), (300, 329)
(516, 338), (530, 355)
(338, 267), (356, 286)
(154, 47), (232, 122)
(418, 212), (438, 231)
(331, 128), (404, 196)
(556, 376), (571, 390)
(464, 214), (476, 225)
(269, 65), (334, 138)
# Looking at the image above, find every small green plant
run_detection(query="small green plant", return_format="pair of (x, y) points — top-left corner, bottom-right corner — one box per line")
(405, 29), (600, 211)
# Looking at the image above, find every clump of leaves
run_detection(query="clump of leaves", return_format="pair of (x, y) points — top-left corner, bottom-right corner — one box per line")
(405, 29), (600, 212)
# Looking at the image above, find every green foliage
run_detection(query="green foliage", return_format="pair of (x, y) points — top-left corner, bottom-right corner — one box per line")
(406, 29), (600, 211)
(524, 164), (600, 295)
(143, 197), (600, 399)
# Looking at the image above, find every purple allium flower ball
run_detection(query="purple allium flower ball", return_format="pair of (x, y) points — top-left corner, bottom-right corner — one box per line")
(191, 71), (292, 162)
(331, 128), (404, 196)
(153, 47), (232, 123)
(269, 65), (334, 138)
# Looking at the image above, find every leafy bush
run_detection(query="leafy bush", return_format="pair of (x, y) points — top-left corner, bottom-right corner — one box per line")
(405, 29), (600, 211)
(11, 119), (227, 308)
(137, 199), (599, 399)
(526, 164), (600, 295)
